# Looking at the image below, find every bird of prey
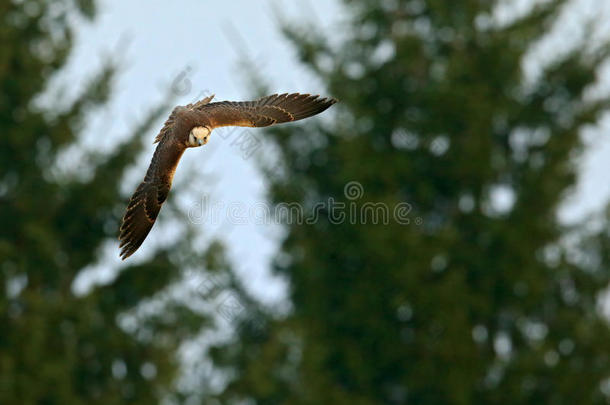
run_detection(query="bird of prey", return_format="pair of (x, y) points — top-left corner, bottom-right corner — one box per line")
(119, 93), (337, 259)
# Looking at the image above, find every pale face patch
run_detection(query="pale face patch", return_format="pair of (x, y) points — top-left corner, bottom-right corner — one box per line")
(187, 126), (211, 147)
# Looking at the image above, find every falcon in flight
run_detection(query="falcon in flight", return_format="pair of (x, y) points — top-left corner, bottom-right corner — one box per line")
(119, 93), (337, 259)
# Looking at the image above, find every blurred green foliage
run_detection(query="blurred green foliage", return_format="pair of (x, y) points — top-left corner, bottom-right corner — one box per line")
(4, 0), (610, 404)
(208, 1), (610, 404)
(0, 1), (215, 403)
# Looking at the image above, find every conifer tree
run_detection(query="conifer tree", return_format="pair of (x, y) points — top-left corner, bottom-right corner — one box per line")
(210, 1), (610, 404)
(0, 2), (212, 403)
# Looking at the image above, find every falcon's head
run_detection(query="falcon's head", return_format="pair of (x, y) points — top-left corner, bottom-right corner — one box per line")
(187, 126), (211, 147)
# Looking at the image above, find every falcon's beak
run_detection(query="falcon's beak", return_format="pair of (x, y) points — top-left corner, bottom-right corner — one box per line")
(198, 139), (203, 146)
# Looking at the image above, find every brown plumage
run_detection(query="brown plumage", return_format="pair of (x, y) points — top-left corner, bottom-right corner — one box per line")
(119, 92), (337, 259)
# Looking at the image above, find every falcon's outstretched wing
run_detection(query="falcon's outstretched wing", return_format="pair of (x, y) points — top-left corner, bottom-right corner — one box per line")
(201, 93), (337, 129)
(119, 144), (175, 260)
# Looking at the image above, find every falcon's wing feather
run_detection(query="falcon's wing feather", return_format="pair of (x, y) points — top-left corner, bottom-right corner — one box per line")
(118, 144), (173, 260)
(154, 107), (178, 144)
(185, 94), (215, 110)
(202, 93), (337, 129)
